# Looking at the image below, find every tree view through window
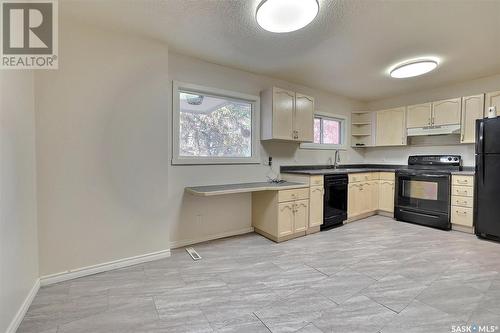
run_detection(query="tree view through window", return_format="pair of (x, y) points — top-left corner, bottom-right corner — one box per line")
(313, 116), (341, 145)
(179, 90), (252, 157)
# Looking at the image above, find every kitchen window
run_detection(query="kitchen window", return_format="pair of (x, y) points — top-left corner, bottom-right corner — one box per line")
(301, 113), (346, 150)
(172, 81), (260, 165)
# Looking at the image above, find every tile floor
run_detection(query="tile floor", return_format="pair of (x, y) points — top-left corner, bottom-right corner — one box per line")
(18, 216), (500, 333)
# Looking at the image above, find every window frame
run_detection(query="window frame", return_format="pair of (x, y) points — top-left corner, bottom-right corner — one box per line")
(300, 111), (347, 150)
(172, 81), (260, 165)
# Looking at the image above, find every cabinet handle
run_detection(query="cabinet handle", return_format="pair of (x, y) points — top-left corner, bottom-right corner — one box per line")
(456, 180), (469, 184)
(456, 200), (468, 205)
(456, 210), (467, 216)
(457, 190), (469, 195)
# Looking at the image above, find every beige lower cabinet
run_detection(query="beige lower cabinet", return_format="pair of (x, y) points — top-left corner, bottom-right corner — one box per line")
(451, 175), (475, 233)
(378, 181), (395, 213)
(309, 186), (324, 230)
(253, 188), (310, 242)
(281, 174), (324, 234)
(348, 173), (376, 220)
(348, 172), (395, 221)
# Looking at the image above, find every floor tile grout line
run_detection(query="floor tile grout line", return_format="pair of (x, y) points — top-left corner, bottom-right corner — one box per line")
(252, 312), (273, 333)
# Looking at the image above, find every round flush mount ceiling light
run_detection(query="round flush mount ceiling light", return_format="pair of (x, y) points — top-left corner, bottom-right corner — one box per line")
(390, 58), (439, 78)
(256, 0), (319, 33)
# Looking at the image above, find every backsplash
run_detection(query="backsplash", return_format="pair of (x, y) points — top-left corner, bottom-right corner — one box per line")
(362, 144), (475, 166)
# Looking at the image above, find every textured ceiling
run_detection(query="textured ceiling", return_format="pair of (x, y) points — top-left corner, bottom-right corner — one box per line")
(63, 0), (500, 102)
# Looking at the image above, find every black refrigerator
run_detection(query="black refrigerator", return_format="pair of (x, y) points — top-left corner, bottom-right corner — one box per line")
(475, 117), (500, 241)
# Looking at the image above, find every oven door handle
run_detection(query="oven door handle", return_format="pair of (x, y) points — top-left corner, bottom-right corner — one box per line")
(398, 173), (449, 178)
(418, 174), (450, 178)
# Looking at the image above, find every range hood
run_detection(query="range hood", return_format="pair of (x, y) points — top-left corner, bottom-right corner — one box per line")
(407, 124), (461, 137)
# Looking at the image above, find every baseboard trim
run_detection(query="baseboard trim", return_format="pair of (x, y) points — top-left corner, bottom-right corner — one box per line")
(6, 278), (40, 333)
(40, 249), (171, 286)
(452, 224), (474, 234)
(170, 227), (254, 249)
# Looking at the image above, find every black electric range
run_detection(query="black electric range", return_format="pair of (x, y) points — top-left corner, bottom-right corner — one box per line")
(394, 155), (461, 230)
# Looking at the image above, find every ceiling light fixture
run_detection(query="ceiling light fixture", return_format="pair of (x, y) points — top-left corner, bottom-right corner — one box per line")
(256, 0), (319, 33)
(390, 58), (439, 78)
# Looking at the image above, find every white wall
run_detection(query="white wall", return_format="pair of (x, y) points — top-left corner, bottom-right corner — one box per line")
(364, 73), (500, 166)
(0, 71), (39, 333)
(167, 52), (365, 247)
(35, 20), (170, 276)
(34, 15), (365, 276)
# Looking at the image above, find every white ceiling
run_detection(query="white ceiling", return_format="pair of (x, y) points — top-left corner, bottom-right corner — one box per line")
(63, 0), (500, 102)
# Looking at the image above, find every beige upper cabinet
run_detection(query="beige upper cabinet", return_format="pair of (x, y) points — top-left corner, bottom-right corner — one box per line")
(272, 87), (295, 140)
(407, 103), (432, 128)
(432, 98), (461, 126)
(376, 107), (406, 146)
(485, 90), (500, 113)
(295, 93), (314, 142)
(461, 94), (485, 144)
(261, 87), (314, 142)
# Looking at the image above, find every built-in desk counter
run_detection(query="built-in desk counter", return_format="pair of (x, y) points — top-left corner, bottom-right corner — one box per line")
(185, 181), (308, 197)
(185, 181), (318, 243)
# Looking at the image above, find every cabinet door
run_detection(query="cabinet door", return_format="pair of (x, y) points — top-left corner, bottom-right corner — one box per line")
(371, 180), (380, 211)
(376, 107), (406, 146)
(295, 93), (314, 142)
(432, 98), (461, 126)
(407, 103), (432, 128)
(293, 200), (309, 233)
(272, 88), (295, 140)
(378, 181), (395, 213)
(309, 186), (324, 228)
(278, 203), (294, 237)
(461, 94), (485, 144)
(485, 90), (500, 114)
(359, 182), (372, 214)
(348, 183), (358, 218)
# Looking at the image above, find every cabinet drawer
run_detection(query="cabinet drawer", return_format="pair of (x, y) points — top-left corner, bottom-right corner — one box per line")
(452, 175), (474, 187)
(452, 186), (474, 197)
(379, 172), (395, 181)
(310, 175), (324, 186)
(451, 206), (474, 227)
(451, 195), (473, 208)
(349, 173), (372, 183)
(278, 188), (309, 202)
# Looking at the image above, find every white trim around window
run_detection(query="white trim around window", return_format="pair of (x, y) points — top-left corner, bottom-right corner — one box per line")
(300, 111), (347, 150)
(172, 81), (260, 165)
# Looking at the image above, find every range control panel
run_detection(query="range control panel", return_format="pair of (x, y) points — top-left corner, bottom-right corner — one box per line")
(408, 155), (461, 166)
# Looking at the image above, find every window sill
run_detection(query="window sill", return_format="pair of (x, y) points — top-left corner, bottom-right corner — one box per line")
(171, 157), (261, 165)
(299, 143), (347, 151)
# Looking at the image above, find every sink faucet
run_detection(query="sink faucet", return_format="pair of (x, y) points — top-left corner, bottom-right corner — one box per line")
(330, 150), (341, 169)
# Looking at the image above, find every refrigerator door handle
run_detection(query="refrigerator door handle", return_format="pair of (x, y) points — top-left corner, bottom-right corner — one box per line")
(477, 120), (485, 185)
(478, 120), (484, 155)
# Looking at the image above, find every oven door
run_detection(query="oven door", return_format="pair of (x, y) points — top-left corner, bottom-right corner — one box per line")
(396, 172), (450, 213)
(395, 171), (451, 230)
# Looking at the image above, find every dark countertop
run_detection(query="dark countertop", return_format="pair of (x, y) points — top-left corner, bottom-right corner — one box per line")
(280, 164), (475, 175)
